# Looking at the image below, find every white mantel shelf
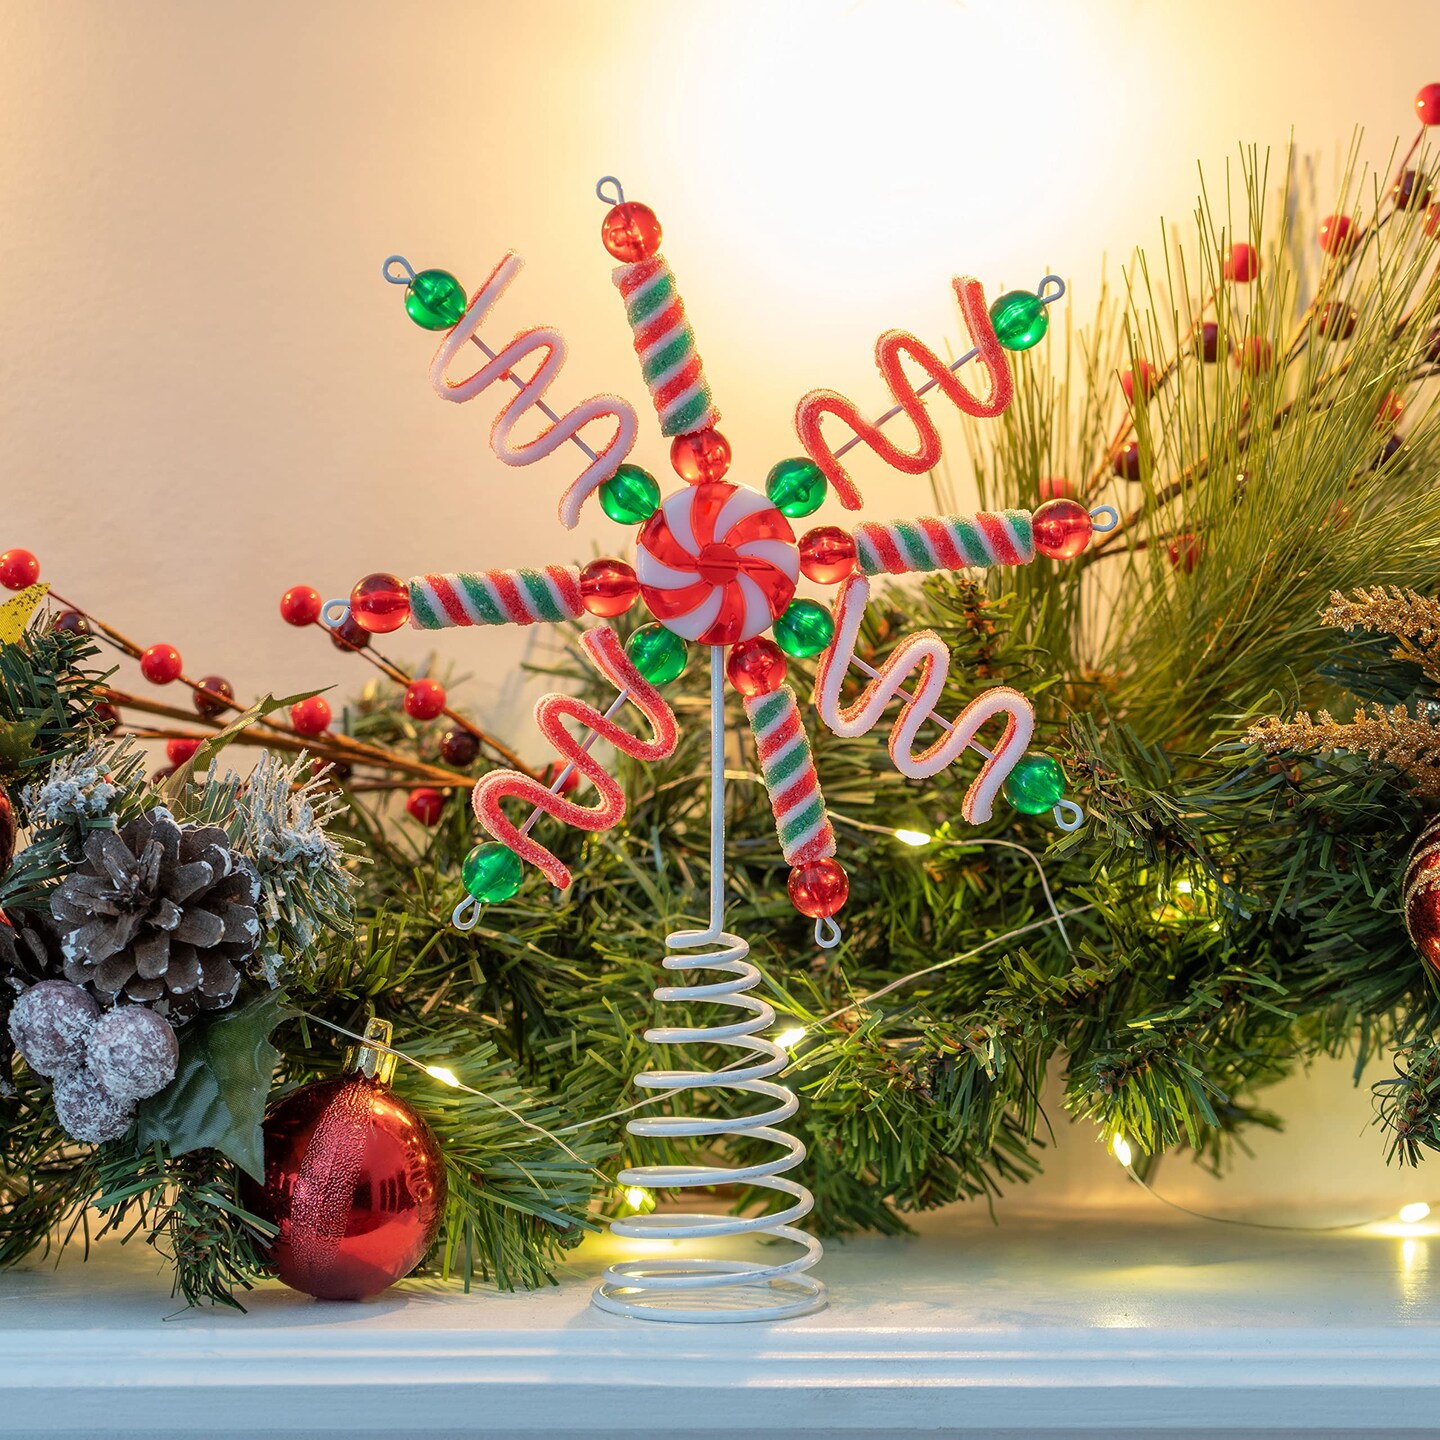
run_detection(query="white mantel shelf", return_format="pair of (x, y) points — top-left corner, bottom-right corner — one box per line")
(2, 1208), (1437, 1440)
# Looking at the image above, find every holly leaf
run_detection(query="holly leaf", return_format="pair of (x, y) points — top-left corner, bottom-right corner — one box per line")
(136, 988), (287, 1180)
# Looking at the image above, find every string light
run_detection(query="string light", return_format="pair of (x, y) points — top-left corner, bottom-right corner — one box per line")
(774, 1026), (806, 1050)
(623, 1185), (652, 1211)
(1400, 1202), (1431, 1224)
(1111, 1134), (1134, 1168)
(424, 1065), (461, 1087)
(893, 828), (932, 847)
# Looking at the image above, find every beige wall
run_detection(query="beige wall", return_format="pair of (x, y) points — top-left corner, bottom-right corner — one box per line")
(3, 0), (1437, 1215)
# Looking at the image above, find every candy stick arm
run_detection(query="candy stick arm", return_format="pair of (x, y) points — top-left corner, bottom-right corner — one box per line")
(853, 510), (1035, 576)
(743, 687), (837, 867)
(408, 567), (584, 629)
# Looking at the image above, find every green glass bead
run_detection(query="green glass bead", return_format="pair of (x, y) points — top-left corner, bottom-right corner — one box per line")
(1003, 754), (1066, 815)
(462, 841), (524, 904)
(625, 624), (689, 685)
(600, 463), (661, 524)
(989, 290), (1049, 351)
(765, 457), (827, 518)
(405, 269), (467, 330)
(772, 600), (835, 658)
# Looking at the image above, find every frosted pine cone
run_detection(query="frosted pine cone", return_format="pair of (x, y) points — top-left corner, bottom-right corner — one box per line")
(51, 808), (260, 1021)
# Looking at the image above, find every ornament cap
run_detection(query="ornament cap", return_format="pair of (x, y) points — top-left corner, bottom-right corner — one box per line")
(347, 1016), (398, 1086)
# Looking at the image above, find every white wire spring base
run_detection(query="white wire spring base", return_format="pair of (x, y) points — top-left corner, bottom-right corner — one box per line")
(591, 922), (826, 1324)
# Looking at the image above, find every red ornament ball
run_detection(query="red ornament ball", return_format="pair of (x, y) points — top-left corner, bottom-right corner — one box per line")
(329, 614), (372, 652)
(1404, 816), (1440, 971)
(1199, 322), (1221, 363)
(578, 558), (640, 617)
(406, 787), (445, 825)
(240, 1073), (447, 1301)
(350, 573), (411, 634)
(0, 549), (39, 591)
(165, 738), (201, 766)
(1167, 533), (1203, 573)
(439, 728), (479, 767)
(404, 678), (447, 721)
(1032, 499), (1093, 561)
(140, 644), (183, 685)
(1317, 214), (1357, 257)
(1317, 302), (1356, 341)
(670, 427), (732, 484)
(726, 637), (788, 696)
(1236, 337), (1272, 373)
(290, 696), (332, 736)
(600, 201), (663, 262)
(1419, 83), (1440, 126)
(1394, 170), (1433, 212)
(1038, 476), (1072, 501)
(797, 525), (857, 584)
(280, 585), (323, 627)
(1223, 243), (1260, 283)
(1120, 360), (1156, 404)
(788, 858), (849, 918)
(1111, 442), (1142, 481)
(542, 759), (581, 795)
(193, 675), (234, 719)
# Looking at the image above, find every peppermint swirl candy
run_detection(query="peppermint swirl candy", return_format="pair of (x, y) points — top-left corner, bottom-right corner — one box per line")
(636, 482), (798, 646)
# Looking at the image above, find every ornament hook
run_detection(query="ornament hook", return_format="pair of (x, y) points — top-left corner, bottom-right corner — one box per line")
(382, 254), (417, 286)
(320, 598), (351, 629)
(1035, 274), (1067, 306)
(594, 175), (626, 207)
(1089, 504), (1120, 533)
(452, 895), (482, 932)
(814, 915), (843, 950)
(1052, 799), (1085, 832)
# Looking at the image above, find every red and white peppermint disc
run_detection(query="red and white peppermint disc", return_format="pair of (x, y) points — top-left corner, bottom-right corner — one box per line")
(636, 482), (798, 645)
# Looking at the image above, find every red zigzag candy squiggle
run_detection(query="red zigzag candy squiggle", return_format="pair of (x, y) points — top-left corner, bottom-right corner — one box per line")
(814, 576), (1034, 823)
(794, 277), (1013, 510)
(471, 627), (680, 889)
(430, 251), (639, 530)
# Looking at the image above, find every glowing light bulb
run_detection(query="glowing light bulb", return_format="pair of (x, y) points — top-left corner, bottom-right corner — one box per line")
(425, 1065), (461, 1087)
(1111, 1134), (1134, 1168)
(894, 828), (932, 847)
(1174, 879), (1194, 895)
(624, 1186), (651, 1211)
(1400, 1202), (1431, 1224)
(775, 1027), (806, 1050)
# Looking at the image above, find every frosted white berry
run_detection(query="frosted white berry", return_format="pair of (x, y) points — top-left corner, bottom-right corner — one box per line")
(52, 1065), (135, 1144)
(85, 1006), (179, 1101)
(7, 980), (99, 1078)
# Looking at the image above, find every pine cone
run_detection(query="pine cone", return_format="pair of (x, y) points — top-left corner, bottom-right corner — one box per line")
(51, 808), (260, 1021)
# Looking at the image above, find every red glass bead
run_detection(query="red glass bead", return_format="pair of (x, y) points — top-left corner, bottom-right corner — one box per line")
(91, 701), (120, 734)
(600, 201), (663, 262)
(406, 787), (445, 825)
(542, 760), (580, 795)
(726, 637), (788, 697)
(788, 858), (849, 918)
(1318, 213), (1357, 257)
(670, 427), (732, 484)
(1112, 442), (1141, 481)
(280, 585), (323, 626)
(1395, 170), (1433, 211)
(1223, 243), (1260, 283)
(1199, 322), (1221, 363)
(1419, 84), (1440, 126)
(53, 610), (88, 635)
(329, 614), (371, 652)
(797, 526), (858, 585)
(290, 696), (332, 736)
(0, 549), (39, 590)
(350, 573), (411, 634)
(578, 558), (640, 617)
(140, 644), (183, 685)
(1317, 302), (1356, 341)
(1120, 360), (1155, 404)
(193, 675), (234, 719)
(166, 738), (201, 766)
(1038, 476), (1072, 501)
(1031, 499), (1093, 561)
(1235, 337), (1272, 373)
(404, 678), (446, 720)
(1378, 391), (1406, 426)
(439, 728), (479, 767)
(1167, 533), (1202, 573)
